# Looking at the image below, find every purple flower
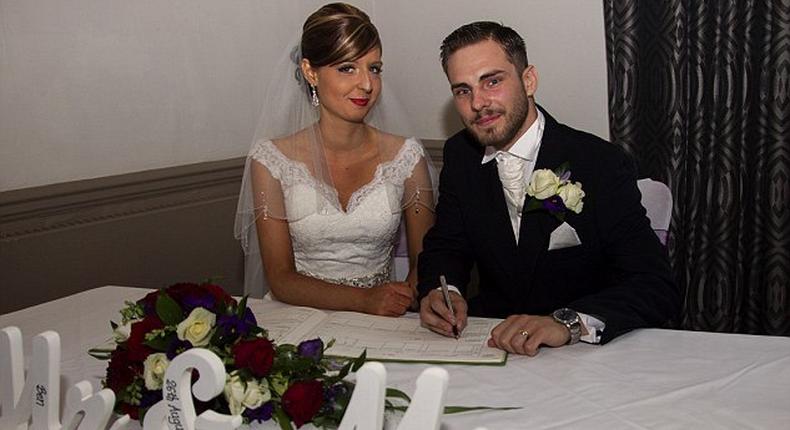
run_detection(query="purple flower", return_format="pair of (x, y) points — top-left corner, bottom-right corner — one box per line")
(297, 338), (324, 361)
(243, 401), (274, 423)
(321, 382), (350, 415)
(217, 308), (258, 338)
(166, 338), (192, 359)
(560, 169), (572, 182)
(324, 382), (349, 402)
(542, 195), (567, 213)
(181, 294), (215, 313)
(139, 389), (163, 408)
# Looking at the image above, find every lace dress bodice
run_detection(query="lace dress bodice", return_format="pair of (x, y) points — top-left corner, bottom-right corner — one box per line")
(250, 137), (425, 287)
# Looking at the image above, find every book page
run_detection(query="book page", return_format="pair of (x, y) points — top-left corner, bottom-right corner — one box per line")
(249, 305), (327, 345)
(304, 312), (505, 364)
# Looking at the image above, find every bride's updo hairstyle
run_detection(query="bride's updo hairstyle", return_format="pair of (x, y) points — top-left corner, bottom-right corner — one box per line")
(300, 3), (381, 68)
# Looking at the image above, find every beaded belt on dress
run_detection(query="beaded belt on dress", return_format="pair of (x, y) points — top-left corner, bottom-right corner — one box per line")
(297, 267), (391, 289)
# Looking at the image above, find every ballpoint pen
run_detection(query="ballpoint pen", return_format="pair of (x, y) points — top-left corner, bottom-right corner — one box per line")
(439, 275), (460, 339)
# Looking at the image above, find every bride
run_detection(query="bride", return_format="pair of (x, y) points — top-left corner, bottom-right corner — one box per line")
(235, 3), (436, 316)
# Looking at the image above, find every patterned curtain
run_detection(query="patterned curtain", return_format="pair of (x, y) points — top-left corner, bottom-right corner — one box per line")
(604, 0), (790, 335)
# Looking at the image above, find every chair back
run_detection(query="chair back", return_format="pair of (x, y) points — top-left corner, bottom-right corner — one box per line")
(637, 178), (672, 245)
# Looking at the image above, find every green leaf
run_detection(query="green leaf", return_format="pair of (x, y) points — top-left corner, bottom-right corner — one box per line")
(555, 161), (571, 176)
(555, 211), (566, 222)
(337, 360), (353, 380)
(386, 388), (412, 403)
(444, 405), (521, 414)
(274, 406), (294, 430)
(155, 292), (183, 325)
(351, 350), (367, 371)
(143, 334), (172, 351)
(524, 197), (543, 213)
(87, 349), (112, 360)
(237, 296), (248, 318)
(387, 405), (521, 414)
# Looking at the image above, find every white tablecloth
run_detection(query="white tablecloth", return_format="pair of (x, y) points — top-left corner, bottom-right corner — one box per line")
(2, 286), (789, 429)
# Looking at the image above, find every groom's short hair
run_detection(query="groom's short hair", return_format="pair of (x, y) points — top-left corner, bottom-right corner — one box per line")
(440, 21), (528, 74)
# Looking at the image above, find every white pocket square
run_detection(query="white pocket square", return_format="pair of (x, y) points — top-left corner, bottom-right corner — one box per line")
(548, 222), (582, 250)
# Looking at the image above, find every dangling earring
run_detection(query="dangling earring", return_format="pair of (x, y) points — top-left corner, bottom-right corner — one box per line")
(310, 85), (320, 107)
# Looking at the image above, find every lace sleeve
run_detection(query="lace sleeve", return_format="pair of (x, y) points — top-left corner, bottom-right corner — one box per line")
(234, 139), (289, 299)
(247, 140), (289, 221)
(400, 138), (438, 213)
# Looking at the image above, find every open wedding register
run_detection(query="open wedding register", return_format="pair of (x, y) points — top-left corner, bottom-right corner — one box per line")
(250, 305), (507, 365)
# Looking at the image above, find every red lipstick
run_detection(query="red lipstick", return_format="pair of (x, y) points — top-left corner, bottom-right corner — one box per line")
(350, 98), (369, 106)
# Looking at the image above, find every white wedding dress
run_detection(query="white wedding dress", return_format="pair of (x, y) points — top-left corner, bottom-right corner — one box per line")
(250, 137), (427, 288)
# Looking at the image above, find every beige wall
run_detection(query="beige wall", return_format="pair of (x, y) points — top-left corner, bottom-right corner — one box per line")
(0, 0), (607, 192)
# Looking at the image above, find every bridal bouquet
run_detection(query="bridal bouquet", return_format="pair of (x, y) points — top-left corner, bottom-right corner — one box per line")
(89, 282), (374, 429)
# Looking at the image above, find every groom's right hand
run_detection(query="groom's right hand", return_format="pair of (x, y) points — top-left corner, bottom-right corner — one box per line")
(420, 289), (468, 337)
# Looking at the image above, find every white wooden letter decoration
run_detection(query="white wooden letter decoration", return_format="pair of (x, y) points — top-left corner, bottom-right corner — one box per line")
(2, 326), (451, 430)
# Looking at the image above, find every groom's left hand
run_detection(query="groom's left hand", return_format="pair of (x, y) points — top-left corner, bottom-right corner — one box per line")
(488, 314), (571, 356)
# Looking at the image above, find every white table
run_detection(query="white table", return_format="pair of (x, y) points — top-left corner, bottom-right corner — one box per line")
(2, 286), (789, 429)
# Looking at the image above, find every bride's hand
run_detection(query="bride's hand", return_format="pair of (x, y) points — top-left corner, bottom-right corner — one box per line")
(364, 282), (415, 316)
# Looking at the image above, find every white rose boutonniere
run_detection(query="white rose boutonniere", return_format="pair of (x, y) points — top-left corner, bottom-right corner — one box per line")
(524, 162), (585, 220)
(558, 181), (585, 213)
(526, 169), (561, 199)
(176, 306), (216, 346)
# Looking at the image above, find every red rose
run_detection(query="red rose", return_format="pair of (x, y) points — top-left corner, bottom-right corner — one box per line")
(282, 380), (324, 428)
(127, 315), (163, 361)
(106, 348), (141, 393)
(203, 283), (236, 306)
(232, 338), (274, 377)
(165, 282), (200, 302)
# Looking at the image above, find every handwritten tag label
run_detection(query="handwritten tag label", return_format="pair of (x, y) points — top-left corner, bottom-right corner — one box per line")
(34, 385), (47, 408)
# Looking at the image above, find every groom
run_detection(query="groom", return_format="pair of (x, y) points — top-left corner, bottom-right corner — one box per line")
(418, 22), (680, 355)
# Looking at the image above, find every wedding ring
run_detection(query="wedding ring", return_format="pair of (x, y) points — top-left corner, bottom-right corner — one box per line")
(520, 329), (530, 338)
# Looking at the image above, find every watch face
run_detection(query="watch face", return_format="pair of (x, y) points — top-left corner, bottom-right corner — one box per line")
(554, 308), (577, 323)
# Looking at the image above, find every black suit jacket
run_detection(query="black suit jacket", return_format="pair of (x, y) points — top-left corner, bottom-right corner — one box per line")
(417, 108), (680, 343)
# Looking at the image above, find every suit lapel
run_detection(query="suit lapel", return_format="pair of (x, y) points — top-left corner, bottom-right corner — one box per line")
(516, 110), (566, 283)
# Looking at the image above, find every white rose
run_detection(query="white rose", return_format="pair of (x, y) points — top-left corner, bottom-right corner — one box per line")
(558, 181), (585, 213)
(224, 373), (247, 415)
(526, 169), (561, 200)
(242, 379), (271, 410)
(143, 353), (169, 390)
(112, 322), (133, 342)
(224, 372), (271, 416)
(176, 307), (215, 346)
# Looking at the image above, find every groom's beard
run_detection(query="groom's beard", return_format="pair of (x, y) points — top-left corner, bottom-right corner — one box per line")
(467, 93), (529, 151)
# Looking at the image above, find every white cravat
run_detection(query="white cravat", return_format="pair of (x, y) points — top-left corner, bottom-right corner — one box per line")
(483, 111), (545, 242)
(496, 152), (527, 241)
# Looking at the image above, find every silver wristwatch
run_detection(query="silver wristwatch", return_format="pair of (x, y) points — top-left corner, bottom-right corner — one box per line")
(552, 307), (582, 345)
